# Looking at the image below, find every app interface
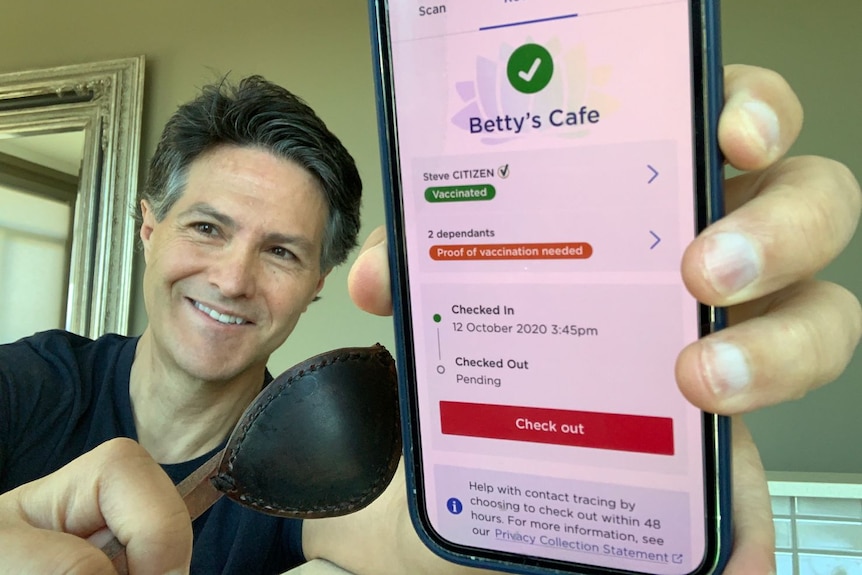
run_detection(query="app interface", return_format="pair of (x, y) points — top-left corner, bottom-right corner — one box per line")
(386, 1), (709, 573)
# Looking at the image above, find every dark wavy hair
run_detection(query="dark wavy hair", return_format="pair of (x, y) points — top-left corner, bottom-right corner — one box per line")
(134, 75), (362, 271)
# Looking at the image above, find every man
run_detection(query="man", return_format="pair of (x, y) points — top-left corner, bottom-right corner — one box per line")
(1, 65), (861, 575)
(1, 76), (362, 573)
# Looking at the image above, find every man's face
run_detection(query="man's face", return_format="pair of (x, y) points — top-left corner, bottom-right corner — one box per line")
(140, 144), (328, 383)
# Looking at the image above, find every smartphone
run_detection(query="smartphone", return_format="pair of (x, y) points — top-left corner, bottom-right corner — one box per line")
(370, 1), (730, 573)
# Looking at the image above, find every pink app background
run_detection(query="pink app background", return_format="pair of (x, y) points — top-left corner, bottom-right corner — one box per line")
(388, 1), (707, 572)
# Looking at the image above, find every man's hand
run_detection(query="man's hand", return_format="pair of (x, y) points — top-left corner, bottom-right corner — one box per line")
(677, 64), (861, 416)
(348, 64), (862, 575)
(680, 64), (861, 573)
(0, 438), (192, 575)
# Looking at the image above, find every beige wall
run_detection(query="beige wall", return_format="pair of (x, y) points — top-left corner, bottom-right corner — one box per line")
(721, 0), (862, 473)
(0, 0), (859, 473)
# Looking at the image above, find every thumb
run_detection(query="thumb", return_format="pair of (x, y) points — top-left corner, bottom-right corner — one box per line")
(348, 225), (393, 316)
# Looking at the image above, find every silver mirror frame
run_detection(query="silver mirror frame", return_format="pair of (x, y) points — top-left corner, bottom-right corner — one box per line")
(0, 56), (144, 338)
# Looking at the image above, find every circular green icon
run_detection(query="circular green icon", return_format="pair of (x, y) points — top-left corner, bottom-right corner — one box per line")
(507, 43), (553, 94)
(433, 314), (442, 323)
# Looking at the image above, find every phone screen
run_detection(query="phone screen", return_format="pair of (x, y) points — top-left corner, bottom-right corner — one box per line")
(374, 1), (727, 573)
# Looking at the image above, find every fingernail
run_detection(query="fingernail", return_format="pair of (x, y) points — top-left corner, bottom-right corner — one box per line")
(704, 341), (751, 396)
(84, 527), (115, 548)
(740, 99), (780, 159)
(703, 232), (761, 296)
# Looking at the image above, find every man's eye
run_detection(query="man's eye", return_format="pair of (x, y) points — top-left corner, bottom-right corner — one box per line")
(271, 246), (296, 260)
(193, 222), (218, 236)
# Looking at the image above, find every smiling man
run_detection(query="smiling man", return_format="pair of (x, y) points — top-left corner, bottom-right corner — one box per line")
(0, 76), (366, 573)
(134, 145), (331, 464)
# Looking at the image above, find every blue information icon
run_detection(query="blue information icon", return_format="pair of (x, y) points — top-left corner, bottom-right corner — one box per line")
(446, 497), (463, 515)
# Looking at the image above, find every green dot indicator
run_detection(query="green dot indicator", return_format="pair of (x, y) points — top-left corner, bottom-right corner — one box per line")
(433, 314), (442, 323)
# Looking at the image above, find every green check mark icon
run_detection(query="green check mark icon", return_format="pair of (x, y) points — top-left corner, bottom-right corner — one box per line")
(507, 43), (553, 94)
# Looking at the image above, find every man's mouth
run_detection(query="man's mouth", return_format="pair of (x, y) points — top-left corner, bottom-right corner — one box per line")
(192, 300), (250, 325)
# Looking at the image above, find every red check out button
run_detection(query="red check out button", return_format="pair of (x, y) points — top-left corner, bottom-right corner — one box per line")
(439, 401), (674, 455)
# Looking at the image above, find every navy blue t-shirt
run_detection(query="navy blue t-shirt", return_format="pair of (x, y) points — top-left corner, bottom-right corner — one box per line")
(0, 330), (305, 574)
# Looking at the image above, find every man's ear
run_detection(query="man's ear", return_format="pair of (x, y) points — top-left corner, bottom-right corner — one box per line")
(139, 200), (156, 260)
(306, 271), (330, 309)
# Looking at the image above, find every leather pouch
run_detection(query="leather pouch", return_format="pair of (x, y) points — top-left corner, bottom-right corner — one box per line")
(213, 344), (402, 518)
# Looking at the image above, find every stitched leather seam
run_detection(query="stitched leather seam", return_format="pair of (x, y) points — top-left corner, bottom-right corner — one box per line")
(221, 346), (400, 517)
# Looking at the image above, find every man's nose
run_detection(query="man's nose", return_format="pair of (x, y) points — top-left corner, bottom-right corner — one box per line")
(208, 244), (258, 299)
